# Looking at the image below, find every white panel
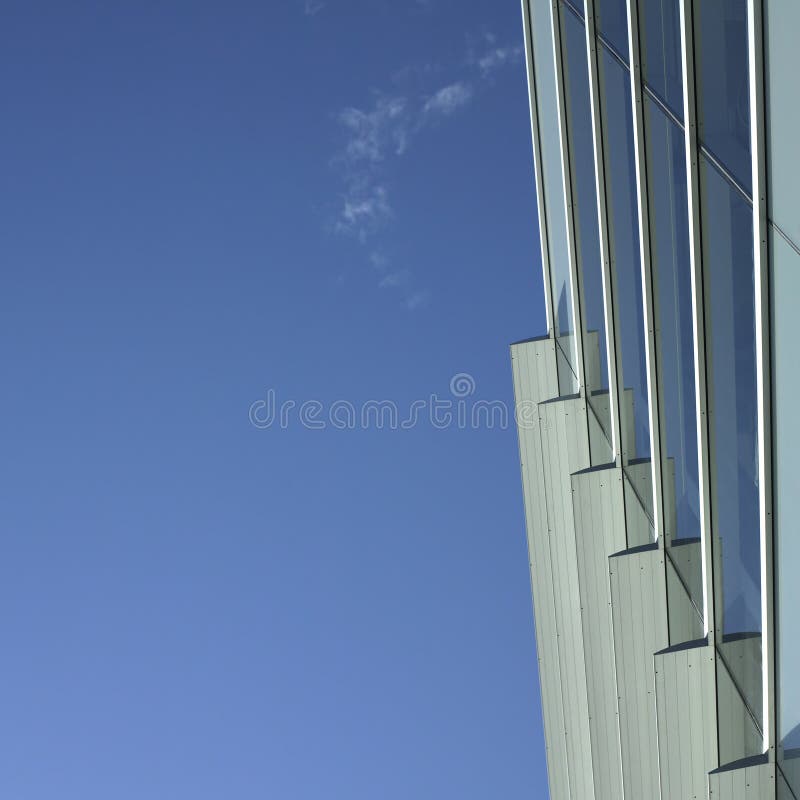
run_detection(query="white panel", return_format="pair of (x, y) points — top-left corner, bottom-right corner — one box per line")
(572, 466), (627, 799)
(654, 643), (717, 798)
(511, 337), (568, 799)
(538, 395), (595, 798)
(610, 546), (668, 799)
(709, 759), (775, 800)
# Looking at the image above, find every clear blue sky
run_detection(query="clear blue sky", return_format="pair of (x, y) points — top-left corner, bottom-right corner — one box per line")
(0, 1), (549, 797)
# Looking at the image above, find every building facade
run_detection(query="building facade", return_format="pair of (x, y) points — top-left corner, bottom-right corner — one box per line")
(512, 0), (800, 797)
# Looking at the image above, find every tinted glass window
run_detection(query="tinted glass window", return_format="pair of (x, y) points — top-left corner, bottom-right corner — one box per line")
(561, 4), (610, 423)
(599, 45), (649, 461)
(695, 0), (751, 193)
(640, 0), (683, 115)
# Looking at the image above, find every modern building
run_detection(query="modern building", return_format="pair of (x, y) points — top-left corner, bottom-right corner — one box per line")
(512, 0), (799, 797)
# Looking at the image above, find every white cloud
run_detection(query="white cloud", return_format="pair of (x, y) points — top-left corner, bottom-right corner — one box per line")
(330, 33), (523, 309)
(335, 185), (392, 239)
(405, 290), (431, 311)
(304, 0), (325, 15)
(477, 45), (524, 76)
(379, 270), (410, 289)
(423, 82), (473, 116)
(338, 97), (409, 163)
(369, 251), (389, 270)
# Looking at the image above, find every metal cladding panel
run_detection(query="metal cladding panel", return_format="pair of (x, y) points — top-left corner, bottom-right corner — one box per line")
(511, 338), (568, 799)
(708, 761), (776, 800)
(538, 396), (595, 799)
(654, 643), (717, 799)
(609, 546), (668, 799)
(571, 466), (627, 799)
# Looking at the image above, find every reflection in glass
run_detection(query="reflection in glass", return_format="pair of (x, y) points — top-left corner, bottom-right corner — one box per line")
(695, 0), (751, 192)
(598, 45), (649, 462)
(529, 0), (579, 393)
(640, 0), (683, 116)
(561, 3), (610, 439)
(773, 227), (800, 793)
(644, 97), (702, 635)
(701, 155), (759, 639)
(700, 154), (762, 735)
(595, 0), (629, 62)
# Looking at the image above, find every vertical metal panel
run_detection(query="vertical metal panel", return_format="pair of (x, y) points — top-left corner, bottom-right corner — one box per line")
(571, 466), (627, 798)
(520, 0), (556, 334)
(709, 760), (776, 799)
(677, 0), (716, 643)
(538, 395), (595, 798)
(746, 0), (776, 759)
(583, 0), (624, 464)
(511, 338), (568, 798)
(654, 643), (717, 798)
(609, 546), (669, 798)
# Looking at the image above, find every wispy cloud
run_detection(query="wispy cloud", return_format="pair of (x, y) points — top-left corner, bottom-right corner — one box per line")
(338, 97), (410, 162)
(422, 82), (473, 116)
(477, 44), (524, 76)
(335, 185), (392, 239)
(329, 32), (523, 310)
(405, 290), (431, 311)
(304, 0), (325, 15)
(379, 270), (410, 289)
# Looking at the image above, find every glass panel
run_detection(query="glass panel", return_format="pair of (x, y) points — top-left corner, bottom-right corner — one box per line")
(765, 0), (800, 246)
(624, 460), (655, 547)
(640, 0), (683, 116)
(598, 44), (650, 463)
(561, 2), (611, 443)
(564, 0), (585, 16)
(595, 0), (629, 62)
(773, 226), (800, 794)
(700, 154), (762, 736)
(529, 0), (579, 393)
(694, 0), (751, 194)
(643, 96), (702, 637)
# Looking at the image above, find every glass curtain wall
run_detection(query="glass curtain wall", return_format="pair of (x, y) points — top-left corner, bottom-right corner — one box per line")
(639, 0), (703, 641)
(556, 0), (765, 680)
(693, 0), (762, 759)
(529, 0), (580, 394)
(543, 0), (773, 764)
(591, 0), (653, 545)
(560, 1), (612, 453)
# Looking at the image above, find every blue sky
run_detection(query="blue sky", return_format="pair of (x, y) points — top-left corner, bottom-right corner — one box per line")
(0, 1), (549, 797)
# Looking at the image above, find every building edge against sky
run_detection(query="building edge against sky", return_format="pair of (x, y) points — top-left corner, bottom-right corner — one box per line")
(512, 0), (800, 797)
